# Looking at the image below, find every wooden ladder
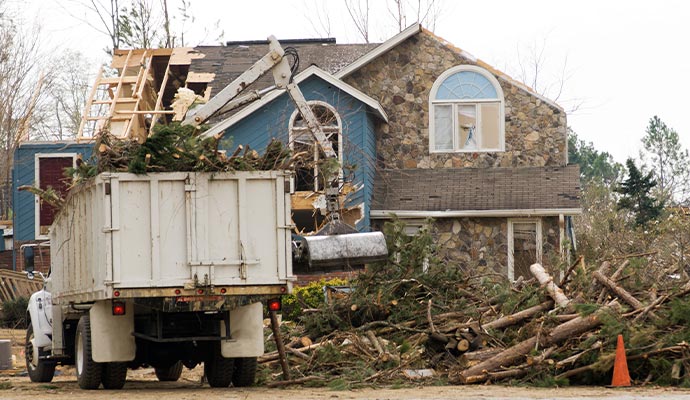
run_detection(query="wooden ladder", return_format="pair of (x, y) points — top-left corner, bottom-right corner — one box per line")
(77, 49), (159, 142)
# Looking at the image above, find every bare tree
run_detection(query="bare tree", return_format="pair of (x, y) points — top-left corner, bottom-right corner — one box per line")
(304, 0), (332, 38)
(0, 5), (51, 218)
(343, 0), (444, 43)
(31, 51), (94, 141)
(118, 0), (162, 49)
(344, 0), (370, 43)
(511, 37), (584, 114)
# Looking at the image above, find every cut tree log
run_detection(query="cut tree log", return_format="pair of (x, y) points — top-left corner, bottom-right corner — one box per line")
(530, 263), (571, 309)
(481, 300), (554, 331)
(287, 336), (313, 349)
(269, 310), (291, 380)
(457, 339), (470, 352)
(259, 341), (326, 363)
(597, 260), (628, 303)
(460, 347), (504, 363)
(592, 270), (644, 311)
(450, 301), (619, 384)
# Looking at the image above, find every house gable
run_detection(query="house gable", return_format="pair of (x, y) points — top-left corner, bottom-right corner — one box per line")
(219, 73), (383, 231)
(342, 29), (568, 170)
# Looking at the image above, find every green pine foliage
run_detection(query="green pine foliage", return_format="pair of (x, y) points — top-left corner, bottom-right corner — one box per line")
(617, 158), (664, 226)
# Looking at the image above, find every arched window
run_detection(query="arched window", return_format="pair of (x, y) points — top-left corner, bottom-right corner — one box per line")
(288, 101), (342, 191)
(429, 65), (504, 152)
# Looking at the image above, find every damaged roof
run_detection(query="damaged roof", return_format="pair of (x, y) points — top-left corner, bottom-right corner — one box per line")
(371, 165), (581, 216)
(191, 39), (378, 98)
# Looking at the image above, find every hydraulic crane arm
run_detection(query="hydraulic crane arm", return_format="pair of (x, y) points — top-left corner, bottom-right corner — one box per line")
(181, 35), (335, 159)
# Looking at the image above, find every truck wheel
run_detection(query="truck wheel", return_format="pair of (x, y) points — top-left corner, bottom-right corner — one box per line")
(204, 344), (234, 388)
(231, 357), (257, 387)
(76, 315), (102, 390)
(101, 362), (127, 389)
(25, 322), (56, 383)
(155, 361), (183, 381)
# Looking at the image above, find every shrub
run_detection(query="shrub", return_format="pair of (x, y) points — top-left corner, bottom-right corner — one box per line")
(1, 297), (29, 329)
(282, 278), (348, 321)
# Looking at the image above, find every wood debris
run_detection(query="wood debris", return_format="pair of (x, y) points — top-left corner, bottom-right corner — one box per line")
(260, 219), (690, 388)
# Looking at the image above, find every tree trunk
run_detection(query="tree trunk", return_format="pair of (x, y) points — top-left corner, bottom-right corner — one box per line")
(482, 300), (553, 331)
(530, 263), (571, 308)
(452, 302), (618, 384)
(592, 270), (644, 310)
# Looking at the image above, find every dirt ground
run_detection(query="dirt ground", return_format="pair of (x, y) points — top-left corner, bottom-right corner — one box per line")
(2, 328), (690, 400)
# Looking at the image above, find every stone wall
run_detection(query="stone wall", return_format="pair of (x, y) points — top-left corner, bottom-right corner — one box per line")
(432, 217), (561, 276)
(345, 31), (568, 170)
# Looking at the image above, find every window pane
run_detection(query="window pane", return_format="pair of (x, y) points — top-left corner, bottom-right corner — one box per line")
(480, 102), (500, 149)
(434, 105), (453, 151)
(457, 105), (477, 150)
(436, 71), (498, 100)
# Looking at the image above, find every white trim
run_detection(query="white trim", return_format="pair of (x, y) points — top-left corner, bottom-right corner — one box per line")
(370, 208), (581, 219)
(335, 23), (422, 79)
(203, 65), (388, 139)
(507, 218), (542, 281)
(34, 153), (78, 240)
(429, 65), (505, 153)
(288, 100), (344, 190)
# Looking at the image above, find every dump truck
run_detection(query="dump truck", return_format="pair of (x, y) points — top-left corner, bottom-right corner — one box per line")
(26, 171), (292, 388)
(24, 36), (388, 390)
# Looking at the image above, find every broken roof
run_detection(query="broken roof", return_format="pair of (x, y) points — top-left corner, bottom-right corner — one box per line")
(191, 40), (378, 98)
(371, 165), (581, 217)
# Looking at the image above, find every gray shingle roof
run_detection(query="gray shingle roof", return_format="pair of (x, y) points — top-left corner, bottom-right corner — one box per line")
(191, 41), (378, 97)
(372, 165), (581, 212)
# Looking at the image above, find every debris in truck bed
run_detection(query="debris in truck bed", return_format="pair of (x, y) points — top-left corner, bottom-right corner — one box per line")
(261, 219), (690, 388)
(91, 123), (296, 175)
(24, 124), (300, 210)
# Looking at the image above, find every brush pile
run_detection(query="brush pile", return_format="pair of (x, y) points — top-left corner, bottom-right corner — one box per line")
(85, 124), (296, 176)
(261, 220), (690, 388)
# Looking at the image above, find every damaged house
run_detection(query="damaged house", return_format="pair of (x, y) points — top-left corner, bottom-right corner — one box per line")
(12, 24), (580, 278)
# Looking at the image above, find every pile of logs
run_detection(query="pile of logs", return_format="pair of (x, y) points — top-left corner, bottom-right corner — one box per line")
(264, 253), (690, 387)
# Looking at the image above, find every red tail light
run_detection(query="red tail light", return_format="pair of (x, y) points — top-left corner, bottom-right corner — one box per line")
(267, 298), (282, 312)
(112, 301), (126, 316)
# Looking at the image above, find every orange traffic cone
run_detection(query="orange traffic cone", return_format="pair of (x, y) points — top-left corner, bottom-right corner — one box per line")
(611, 334), (631, 387)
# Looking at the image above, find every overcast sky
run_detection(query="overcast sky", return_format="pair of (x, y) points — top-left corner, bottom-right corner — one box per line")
(15, 0), (690, 164)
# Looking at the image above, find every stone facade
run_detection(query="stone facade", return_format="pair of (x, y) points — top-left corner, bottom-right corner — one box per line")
(433, 217), (561, 275)
(345, 31), (567, 170)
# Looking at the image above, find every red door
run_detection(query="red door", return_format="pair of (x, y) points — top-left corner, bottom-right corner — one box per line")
(38, 157), (73, 231)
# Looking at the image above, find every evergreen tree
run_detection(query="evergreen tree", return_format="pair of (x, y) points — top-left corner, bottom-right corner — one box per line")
(617, 158), (664, 226)
(568, 129), (623, 185)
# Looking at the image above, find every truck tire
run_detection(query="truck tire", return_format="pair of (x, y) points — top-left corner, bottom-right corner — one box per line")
(204, 344), (234, 388)
(76, 315), (103, 390)
(25, 322), (56, 383)
(101, 362), (127, 389)
(231, 357), (257, 387)
(155, 361), (183, 381)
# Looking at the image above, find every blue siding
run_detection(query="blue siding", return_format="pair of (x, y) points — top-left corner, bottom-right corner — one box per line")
(222, 75), (379, 231)
(12, 142), (94, 242)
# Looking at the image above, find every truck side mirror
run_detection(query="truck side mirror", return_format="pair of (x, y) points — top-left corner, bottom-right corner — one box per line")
(23, 246), (35, 273)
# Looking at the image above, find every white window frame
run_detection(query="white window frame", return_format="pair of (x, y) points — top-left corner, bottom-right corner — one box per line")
(429, 65), (505, 153)
(507, 218), (542, 281)
(288, 101), (343, 190)
(34, 153), (77, 240)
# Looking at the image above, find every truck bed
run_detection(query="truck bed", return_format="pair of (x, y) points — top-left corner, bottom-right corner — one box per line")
(49, 171), (293, 303)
